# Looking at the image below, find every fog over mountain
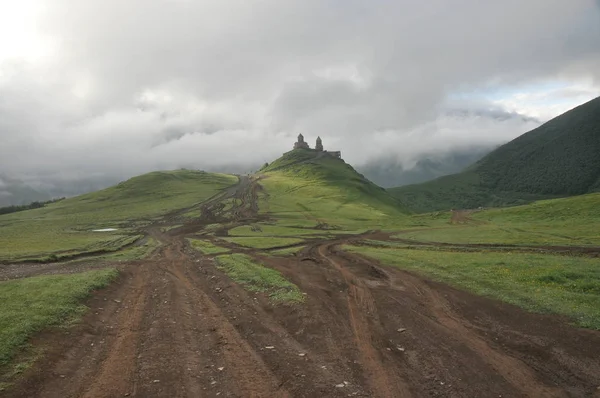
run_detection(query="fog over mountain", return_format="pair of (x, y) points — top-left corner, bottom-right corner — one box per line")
(1, 0), (600, 201)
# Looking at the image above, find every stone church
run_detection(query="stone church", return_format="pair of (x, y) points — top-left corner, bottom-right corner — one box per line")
(292, 134), (341, 158)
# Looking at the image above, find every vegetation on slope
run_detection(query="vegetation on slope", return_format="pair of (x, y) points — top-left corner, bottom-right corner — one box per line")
(0, 269), (118, 368)
(0, 198), (65, 216)
(390, 96), (600, 212)
(0, 170), (237, 262)
(402, 192), (600, 246)
(260, 149), (409, 231)
(186, 238), (230, 255)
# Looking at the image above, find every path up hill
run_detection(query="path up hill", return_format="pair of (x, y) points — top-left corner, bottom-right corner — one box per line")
(390, 96), (600, 212)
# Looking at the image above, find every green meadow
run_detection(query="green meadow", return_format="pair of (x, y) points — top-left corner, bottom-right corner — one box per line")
(399, 193), (600, 246)
(0, 170), (237, 262)
(214, 254), (304, 303)
(0, 269), (119, 370)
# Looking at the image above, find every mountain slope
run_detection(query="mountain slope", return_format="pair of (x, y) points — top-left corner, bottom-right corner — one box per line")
(390, 96), (600, 212)
(260, 149), (409, 228)
(358, 145), (494, 188)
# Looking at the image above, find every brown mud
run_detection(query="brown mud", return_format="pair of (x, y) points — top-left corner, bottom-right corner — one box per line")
(3, 176), (600, 397)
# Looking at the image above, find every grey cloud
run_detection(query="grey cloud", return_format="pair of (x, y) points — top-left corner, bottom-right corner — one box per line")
(1, 0), (599, 192)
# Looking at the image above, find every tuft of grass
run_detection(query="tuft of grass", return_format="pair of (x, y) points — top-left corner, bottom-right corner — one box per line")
(269, 246), (304, 257)
(186, 238), (229, 255)
(98, 237), (160, 261)
(0, 268), (119, 368)
(224, 236), (304, 249)
(214, 254), (303, 303)
(346, 245), (600, 329)
(229, 223), (317, 237)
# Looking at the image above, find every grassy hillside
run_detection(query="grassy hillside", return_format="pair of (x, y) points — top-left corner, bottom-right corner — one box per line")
(260, 149), (409, 231)
(402, 192), (600, 246)
(390, 96), (600, 212)
(0, 170), (237, 262)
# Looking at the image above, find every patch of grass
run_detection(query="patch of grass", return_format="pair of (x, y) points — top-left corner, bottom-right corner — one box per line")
(0, 269), (119, 368)
(182, 208), (203, 219)
(269, 246), (304, 257)
(98, 237), (160, 261)
(214, 254), (303, 303)
(0, 170), (237, 262)
(229, 224), (307, 237)
(224, 236), (304, 249)
(186, 238), (229, 255)
(161, 225), (182, 232)
(346, 245), (600, 329)
(400, 193), (600, 246)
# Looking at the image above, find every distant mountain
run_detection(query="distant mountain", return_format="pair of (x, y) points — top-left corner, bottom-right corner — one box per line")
(0, 174), (51, 207)
(358, 146), (495, 188)
(389, 96), (600, 213)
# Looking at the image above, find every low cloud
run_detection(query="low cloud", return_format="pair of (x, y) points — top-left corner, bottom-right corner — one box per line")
(1, 0), (599, 189)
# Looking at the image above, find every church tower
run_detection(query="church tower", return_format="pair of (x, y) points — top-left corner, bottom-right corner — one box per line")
(293, 133), (310, 149)
(315, 136), (323, 151)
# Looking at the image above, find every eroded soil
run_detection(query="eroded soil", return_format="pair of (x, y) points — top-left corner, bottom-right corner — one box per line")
(3, 176), (600, 397)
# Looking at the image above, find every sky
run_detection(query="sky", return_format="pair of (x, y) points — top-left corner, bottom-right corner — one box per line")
(1, 0), (599, 187)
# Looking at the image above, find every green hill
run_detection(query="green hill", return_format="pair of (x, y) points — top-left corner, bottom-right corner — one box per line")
(0, 170), (237, 262)
(390, 96), (600, 212)
(260, 149), (409, 230)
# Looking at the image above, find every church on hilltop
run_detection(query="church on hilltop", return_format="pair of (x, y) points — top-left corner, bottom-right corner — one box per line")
(292, 134), (341, 159)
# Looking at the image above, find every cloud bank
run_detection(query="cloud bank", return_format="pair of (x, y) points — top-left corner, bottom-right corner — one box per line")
(1, 0), (599, 187)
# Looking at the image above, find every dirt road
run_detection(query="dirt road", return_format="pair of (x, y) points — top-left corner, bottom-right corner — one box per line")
(4, 177), (600, 397)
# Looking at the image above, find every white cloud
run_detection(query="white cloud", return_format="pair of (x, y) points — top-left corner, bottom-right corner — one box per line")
(0, 0), (599, 186)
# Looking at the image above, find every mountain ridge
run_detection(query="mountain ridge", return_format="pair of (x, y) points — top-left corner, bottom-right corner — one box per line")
(389, 96), (600, 212)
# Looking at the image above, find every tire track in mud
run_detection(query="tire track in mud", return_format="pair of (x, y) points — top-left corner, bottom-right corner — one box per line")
(80, 264), (149, 398)
(397, 270), (562, 397)
(6, 175), (600, 397)
(328, 246), (600, 397)
(316, 244), (412, 398)
(164, 240), (289, 398)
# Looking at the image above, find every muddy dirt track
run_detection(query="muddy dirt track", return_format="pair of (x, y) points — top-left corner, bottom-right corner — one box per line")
(4, 176), (600, 397)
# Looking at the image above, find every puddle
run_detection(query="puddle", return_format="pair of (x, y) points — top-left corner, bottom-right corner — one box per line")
(92, 228), (118, 232)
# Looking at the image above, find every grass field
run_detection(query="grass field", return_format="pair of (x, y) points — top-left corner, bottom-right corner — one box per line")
(186, 238), (230, 255)
(398, 193), (600, 246)
(0, 170), (237, 262)
(214, 254), (303, 303)
(0, 269), (119, 369)
(347, 245), (600, 329)
(260, 150), (409, 233)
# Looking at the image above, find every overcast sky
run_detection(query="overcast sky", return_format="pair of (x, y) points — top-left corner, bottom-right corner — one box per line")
(1, 0), (599, 185)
